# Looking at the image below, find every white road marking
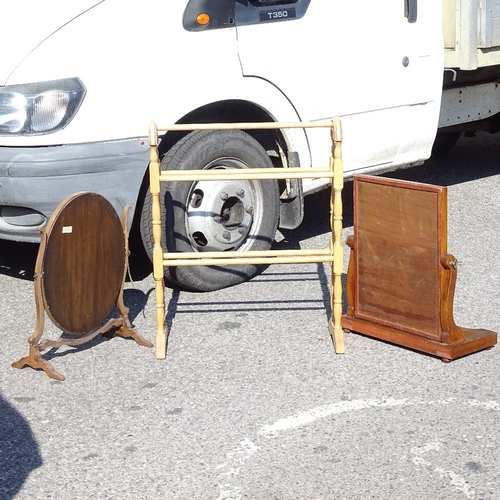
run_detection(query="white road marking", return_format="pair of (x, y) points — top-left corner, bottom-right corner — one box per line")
(216, 398), (498, 499)
(467, 399), (500, 410)
(411, 439), (475, 498)
(217, 438), (260, 500)
(435, 467), (475, 499)
(259, 398), (410, 437)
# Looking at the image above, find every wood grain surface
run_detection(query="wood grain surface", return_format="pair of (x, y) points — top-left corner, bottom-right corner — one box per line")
(354, 176), (446, 340)
(41, 193), (126, 334)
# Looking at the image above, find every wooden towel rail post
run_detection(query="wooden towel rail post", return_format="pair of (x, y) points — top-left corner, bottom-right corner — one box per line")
(148, 118), (345, 359)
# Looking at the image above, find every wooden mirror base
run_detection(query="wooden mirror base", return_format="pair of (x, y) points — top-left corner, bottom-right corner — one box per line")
(342, 316), (496, 362)
(12, 288), (153, 381)
(342, 236), (497, 362)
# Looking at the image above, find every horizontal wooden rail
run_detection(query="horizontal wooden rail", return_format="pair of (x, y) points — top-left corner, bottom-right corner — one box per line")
(163, 249), (332, 259)
(162, 248), (333, 267)
(149, 120), (343, 145)
(154, 120), (339, 132)
(149, 118), (345, 360)
(159, 167), (332, 182)
(163, 256), (336, 267)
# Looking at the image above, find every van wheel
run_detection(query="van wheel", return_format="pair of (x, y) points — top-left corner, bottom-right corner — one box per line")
(140, 129), (280, 292)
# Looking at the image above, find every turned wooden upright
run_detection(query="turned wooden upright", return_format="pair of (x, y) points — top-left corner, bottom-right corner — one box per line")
(342, 175), (497, 361)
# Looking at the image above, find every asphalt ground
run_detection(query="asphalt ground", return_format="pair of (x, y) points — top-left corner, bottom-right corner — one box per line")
(1, 131), (500, 499)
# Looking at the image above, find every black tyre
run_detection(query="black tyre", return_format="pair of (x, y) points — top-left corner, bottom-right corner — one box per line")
(140, 129), (280, 292)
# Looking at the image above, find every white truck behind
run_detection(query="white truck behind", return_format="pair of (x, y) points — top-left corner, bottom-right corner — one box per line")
(0, 0), (499, 291)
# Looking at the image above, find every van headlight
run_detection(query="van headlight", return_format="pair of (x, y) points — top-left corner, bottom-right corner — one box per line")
(0, 77), (86, 135)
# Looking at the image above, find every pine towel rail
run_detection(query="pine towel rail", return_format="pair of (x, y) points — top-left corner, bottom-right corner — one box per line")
(149, 118), (345, 359)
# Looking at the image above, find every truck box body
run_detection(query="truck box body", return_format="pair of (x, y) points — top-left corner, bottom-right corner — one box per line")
(443, 0), (500, 70)
(440, 0), (500, 130)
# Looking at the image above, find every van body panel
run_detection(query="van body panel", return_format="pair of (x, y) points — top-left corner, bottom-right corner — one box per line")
(0, 0), (103, 84)
(237, 0), (444, 172)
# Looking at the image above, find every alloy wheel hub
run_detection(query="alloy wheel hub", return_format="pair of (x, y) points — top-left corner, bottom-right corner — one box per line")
(186, 178), (255, 252)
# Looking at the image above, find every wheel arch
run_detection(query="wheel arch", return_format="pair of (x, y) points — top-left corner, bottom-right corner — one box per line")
(157, 99), (295, 168)
(132, 99), (306, 231)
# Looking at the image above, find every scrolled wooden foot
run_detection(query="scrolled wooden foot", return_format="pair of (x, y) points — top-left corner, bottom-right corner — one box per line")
(113, 315), (154, 348)
(116, 324), (154, 348)
(95, 316), (153, 348)
(12, 345), (65, 381)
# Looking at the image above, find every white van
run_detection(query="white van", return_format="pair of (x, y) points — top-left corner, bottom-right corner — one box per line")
(0, 1), (456, 291)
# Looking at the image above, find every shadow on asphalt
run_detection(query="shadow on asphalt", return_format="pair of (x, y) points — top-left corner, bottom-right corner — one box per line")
(0, 393), (42, 499)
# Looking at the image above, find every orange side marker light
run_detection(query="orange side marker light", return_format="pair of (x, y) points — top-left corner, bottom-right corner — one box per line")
(197, 13), (210, 25)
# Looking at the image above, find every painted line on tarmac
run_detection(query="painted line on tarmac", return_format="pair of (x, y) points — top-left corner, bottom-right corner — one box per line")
(411, 439), (474, 499)
(216, 398), (499, 500)
(259, 397), (409, 437)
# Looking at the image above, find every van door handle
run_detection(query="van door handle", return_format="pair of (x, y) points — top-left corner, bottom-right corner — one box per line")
(405, 0), (417, 23)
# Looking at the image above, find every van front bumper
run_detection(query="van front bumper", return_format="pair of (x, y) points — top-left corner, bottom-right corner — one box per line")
(0, 139), (149, 242)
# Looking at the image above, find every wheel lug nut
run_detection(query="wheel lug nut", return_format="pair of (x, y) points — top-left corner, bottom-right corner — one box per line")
(214, 215), (222, 223)
(237, 189), (245, 197)
(238, 227), (246, 235)
(222, 230), (231, 241)
(245, 205), (254, 214)
(220, 192), (229, 201)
